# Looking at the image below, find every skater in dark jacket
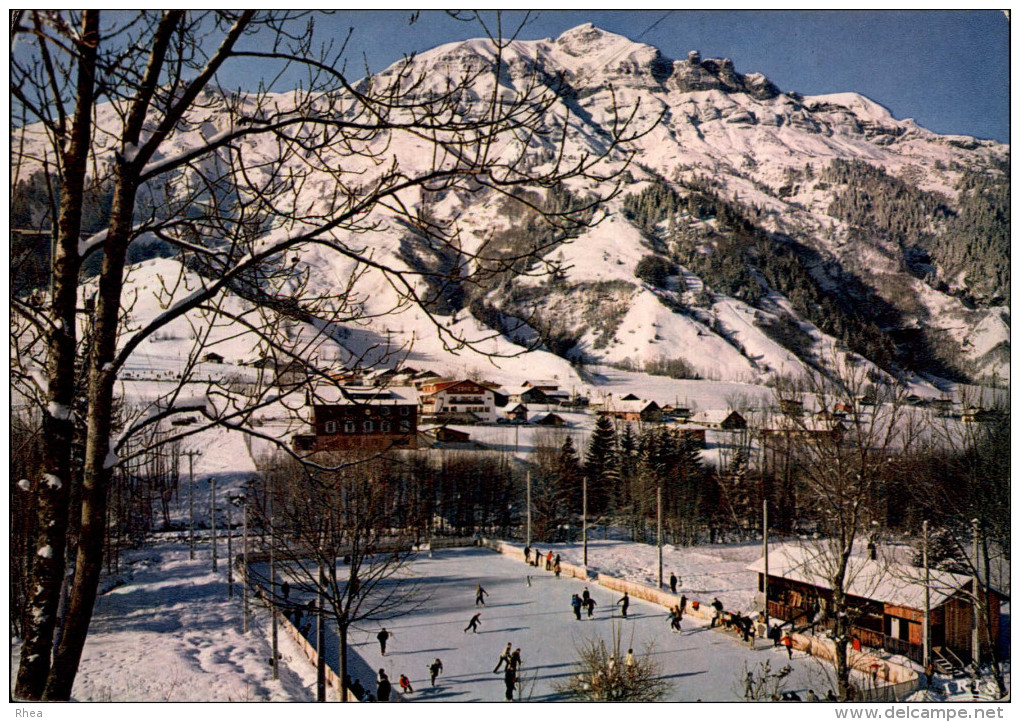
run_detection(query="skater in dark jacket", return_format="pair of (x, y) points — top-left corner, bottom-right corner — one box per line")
(617, 592), (630, 618)
(429, 658), (444, 686)
(475, 584), (488, 606)
(669, 572), (677, 594)
(376, 670), (391, 702)
(585, 596), (597, 618)
(571, 594), (583, 620)
(581, 587), (591, 604)
(524, 546), (531, 564)
(493, 643), (513, 673)
(464, 612), (482, 633)
(350, 678), (366, 701)
(509, 648), (522, 670)
(377, 627), (391, 655)
(504, 666), (517, 701)
(679, 594), (687, 617)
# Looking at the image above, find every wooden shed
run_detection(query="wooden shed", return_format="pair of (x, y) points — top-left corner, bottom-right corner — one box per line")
(748, 545), (1004, 667)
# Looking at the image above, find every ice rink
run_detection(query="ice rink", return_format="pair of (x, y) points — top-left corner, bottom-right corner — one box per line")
(331, 546), (836, 702)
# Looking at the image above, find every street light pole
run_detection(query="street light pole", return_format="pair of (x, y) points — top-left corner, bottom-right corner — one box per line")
(226, 500), (233, 598)
(242, 496), (249, 634)
(657, 483), (663, 589)
(210, 477), (217, 572)
(971, 518), (980, 666)
(526, 470), (531, 548)
(269, 481), (278, 680)
(763, 499), (770, 628)
(582, 475), (588, 568)
(922, 519), (930, 672)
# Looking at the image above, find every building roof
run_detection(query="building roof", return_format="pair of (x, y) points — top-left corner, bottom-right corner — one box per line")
(311, 384), (418, 406)
(690, 409), (743, 425)
(746, 545), (972, 611)
(601, 396), (659, 415)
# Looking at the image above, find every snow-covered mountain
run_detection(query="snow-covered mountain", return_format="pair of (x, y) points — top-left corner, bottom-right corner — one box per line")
(16, 23), (1010, 389)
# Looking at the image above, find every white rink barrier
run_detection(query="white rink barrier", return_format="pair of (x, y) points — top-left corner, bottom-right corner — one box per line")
(480, 538), (591, 580)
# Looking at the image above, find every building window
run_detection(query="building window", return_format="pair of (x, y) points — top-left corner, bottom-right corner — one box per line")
(345, 421), (355, 433)
(381, 421), (391, 433)
(325, 421), (337, 434)
(400, 406), (409, 416)
(381, 407), (390, 416)
(363, 420), (373, 433)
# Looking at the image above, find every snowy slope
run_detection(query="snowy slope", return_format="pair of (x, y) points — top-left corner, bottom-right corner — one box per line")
(14, 23), (1009, 392)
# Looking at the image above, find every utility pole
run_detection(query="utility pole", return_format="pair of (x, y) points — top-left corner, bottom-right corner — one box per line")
(269, 481), (278, 680)
(226, 500), (233, 599)
(182, 449), (202, 560)
(210, 477), (217, 572)
(656, 483), (663, 589)
(316, 563), (326, 701)
(526, 470), (531, 548)
(242, 495), (249, 634)
(971, 518), (980, 666)
(582, 475), (588, 568)
(922, 519), (930, 672)
(763, 499), (770, 628)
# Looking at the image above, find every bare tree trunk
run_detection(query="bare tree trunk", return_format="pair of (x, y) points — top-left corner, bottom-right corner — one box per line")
(15, 10), (98, 701)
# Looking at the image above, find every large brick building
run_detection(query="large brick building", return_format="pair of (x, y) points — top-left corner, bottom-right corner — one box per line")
(292, 385), (419, 454)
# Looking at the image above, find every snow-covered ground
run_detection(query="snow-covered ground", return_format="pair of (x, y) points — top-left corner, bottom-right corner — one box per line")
(11, 536), (1007, 720)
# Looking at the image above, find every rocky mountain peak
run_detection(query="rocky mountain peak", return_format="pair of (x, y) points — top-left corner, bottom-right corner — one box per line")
(671, 50), (780, 100)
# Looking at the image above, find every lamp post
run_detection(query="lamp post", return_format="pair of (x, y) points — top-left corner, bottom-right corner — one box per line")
(763, 499), (769, 628)
(242, 493), (249, 633)
(210, 477), (217, 572)
(582, 474), (588, 568)
(656, 483), (663, 589)
(922, 519), (930, 673)
(226, 499), (233, 598)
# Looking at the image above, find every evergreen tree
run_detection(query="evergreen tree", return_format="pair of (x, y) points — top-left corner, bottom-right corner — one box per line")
(584, 414), (618, 516)
(556, 436), (583, 515)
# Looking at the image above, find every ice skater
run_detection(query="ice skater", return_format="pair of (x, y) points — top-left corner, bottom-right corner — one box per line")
(493, 642), (513, 673)
(464, 612), (482, 633)
(377, 627), (391, 655)
(475, 584), (488, 606)
(399, 674), (414, 694)
(504, 666), (517, 701)
(617, 591), (630, 619)
(376, 669), (391, 702)
(668, 606), (682, 633)
(710, 597), (723, 628)
(571, 594), (582, 621)
(669, 572), (677, 594)
(781, 634), (794, 659)
(524, 546), (531, 564)
(428, 658), (444, 686)
(509, 648), (522, 671)
(679, 594), (687, 618)
(585, 596), (597, 619)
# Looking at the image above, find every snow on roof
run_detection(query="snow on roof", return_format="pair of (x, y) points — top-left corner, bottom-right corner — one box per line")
(746, 545), (972, 611)
(600, 395), (658, 414)
(311, 384), (418, 406)
(690, 409), (740, 425)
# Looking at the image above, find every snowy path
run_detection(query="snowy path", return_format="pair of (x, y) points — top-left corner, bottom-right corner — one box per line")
(66, 545), (316, 702)
(333, 547), (833, 702)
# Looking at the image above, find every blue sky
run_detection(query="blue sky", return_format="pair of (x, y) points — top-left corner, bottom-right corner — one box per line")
(231, 10), (1008, 143)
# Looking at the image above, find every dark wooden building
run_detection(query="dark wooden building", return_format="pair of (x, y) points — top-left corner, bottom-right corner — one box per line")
(748, 546), (1004, 666)
(292, 385), (419, 453)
